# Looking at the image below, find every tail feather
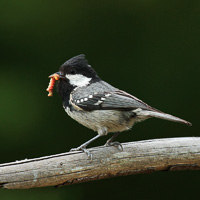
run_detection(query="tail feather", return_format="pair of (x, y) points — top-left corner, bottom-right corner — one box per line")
(136, 109), (192, 126)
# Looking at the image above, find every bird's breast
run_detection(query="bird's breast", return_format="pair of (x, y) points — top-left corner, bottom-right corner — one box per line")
(64, 105), (137, 134)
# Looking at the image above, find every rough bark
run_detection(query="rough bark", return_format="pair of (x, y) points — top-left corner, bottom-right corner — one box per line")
(0, 137), (200, 189)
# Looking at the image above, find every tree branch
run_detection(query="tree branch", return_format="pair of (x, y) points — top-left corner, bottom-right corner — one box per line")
(0, 137), (200, 189)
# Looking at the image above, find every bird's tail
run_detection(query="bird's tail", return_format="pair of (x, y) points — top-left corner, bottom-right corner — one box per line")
(136, 109), (192, 126)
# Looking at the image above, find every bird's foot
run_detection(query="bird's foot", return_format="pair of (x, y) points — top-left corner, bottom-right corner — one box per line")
(70, 146), (93, 160)
(105, 141), (123, 151)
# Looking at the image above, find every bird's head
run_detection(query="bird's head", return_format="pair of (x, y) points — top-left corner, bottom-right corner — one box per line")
(49, 54), (100, 99)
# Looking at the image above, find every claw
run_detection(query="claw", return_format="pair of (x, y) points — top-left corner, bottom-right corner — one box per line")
(82, 148), (93, 160)
(70, 146), (93, 160)
(105, 141), (123, 151)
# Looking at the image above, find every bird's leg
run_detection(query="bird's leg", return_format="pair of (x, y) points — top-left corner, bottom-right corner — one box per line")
(105, 132), (123, 151)
(70, 135), (101, 159)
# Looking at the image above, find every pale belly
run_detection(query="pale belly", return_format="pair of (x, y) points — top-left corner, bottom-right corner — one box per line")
(65, 107), (137, 135)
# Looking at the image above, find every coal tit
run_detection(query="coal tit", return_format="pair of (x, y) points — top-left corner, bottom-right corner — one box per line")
(49, 54), (191, 158)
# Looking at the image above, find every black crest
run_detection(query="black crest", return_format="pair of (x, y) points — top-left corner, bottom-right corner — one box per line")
(62, 54), (88, 68)
(57, 54), (101, 101)
(59, 54), (100, 80)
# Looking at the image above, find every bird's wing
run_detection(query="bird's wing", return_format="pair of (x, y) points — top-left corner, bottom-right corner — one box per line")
(71, 90), (159, 112)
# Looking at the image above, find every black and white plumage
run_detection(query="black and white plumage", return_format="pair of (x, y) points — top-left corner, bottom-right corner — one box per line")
(51, 54), (191, 158)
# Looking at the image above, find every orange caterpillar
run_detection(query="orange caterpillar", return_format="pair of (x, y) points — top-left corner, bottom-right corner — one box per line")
(46, 74), (60, 96)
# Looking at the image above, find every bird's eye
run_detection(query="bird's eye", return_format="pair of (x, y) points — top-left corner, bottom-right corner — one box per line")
(69, 69), (76, 75)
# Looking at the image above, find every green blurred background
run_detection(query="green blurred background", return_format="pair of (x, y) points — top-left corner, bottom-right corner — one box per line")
(0, 0), (199, 199)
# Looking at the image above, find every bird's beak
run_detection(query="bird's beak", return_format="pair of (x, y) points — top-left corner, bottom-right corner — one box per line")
(48, 72), (64, 80)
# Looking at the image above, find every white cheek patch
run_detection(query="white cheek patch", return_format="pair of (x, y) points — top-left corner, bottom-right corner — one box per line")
(65, 74), (92, 87)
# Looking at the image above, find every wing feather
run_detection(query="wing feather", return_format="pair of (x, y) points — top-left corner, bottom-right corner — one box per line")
(71, 90), (159, 112)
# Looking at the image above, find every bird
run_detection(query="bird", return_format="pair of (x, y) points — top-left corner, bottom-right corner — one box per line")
(48, 54), (192, 158)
